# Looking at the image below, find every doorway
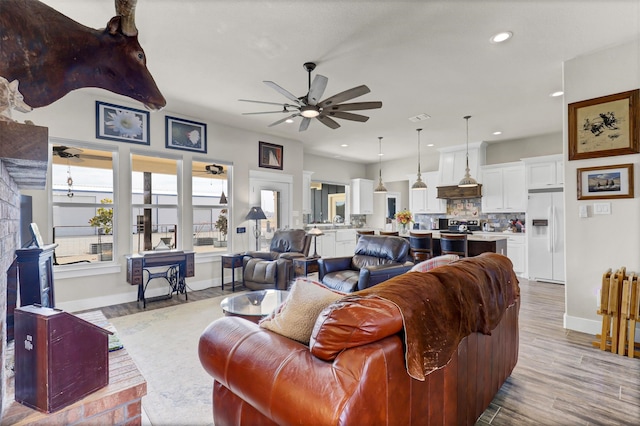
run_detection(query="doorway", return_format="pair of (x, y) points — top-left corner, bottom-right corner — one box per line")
(249, 170), (292, 251)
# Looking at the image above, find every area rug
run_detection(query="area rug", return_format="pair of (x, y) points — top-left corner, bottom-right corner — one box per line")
(109, 294), (242, 426)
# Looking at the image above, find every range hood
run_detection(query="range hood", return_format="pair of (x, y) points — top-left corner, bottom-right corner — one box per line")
(437, 184), (483, 200)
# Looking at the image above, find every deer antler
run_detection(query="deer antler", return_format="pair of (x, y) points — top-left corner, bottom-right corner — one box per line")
(116, 0), (137, 36)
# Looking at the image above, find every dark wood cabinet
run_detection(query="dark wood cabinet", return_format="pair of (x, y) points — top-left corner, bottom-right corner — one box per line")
(15, 244), (57, 308)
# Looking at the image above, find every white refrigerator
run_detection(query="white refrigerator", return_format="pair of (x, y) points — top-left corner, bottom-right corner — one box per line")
(527, 190), (565, 284)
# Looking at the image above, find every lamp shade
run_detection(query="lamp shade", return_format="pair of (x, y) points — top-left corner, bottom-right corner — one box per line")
(245, 206), (267, 220)
(307, 226), (324, 236)
(219, 191), (228, 204)
(412, 128), (428, 190)
(458, 115), (479, 188)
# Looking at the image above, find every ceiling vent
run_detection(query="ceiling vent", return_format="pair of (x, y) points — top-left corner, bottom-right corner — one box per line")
(408, 113), (431, 122)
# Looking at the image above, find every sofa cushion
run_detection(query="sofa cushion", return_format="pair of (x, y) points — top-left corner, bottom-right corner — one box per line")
(269, 229), (307, 254)
(354, 235), (410, 263)
(244, 259), (277, 284)
(410, 254), (459, 272)
(310, 296), (403, 361)
(259, 278), (345, 344)
(321, 270), (360, 293)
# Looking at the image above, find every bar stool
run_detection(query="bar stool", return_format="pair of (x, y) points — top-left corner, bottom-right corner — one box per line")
(356, 230), (375, 244)
(409, 232), (433, 262)
(379, 231), (399, 236)
(439, 233), (468, 258)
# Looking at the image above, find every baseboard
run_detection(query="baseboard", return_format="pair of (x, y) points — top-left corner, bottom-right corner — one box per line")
(564, 314), (640, 342)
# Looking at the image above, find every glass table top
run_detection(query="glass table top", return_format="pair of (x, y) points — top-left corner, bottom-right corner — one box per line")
(220, 289), (289, 317)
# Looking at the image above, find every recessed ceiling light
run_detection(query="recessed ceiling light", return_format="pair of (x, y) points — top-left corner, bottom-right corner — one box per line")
(427, 143), (434, 147)
(285, 118), (294, 123)
(492, 131), (502, 135)
(490, 31), (513, 44)
(340, 144), (348, 147)
(550, 91), (564, 97)
(378, 153), (384, 156)
(408, 113), (431, 122)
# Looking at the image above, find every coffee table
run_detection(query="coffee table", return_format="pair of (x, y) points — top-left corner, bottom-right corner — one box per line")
(220, 289), (289, 323)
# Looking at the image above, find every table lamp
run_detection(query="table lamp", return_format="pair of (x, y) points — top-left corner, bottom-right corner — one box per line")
(307, 226), (324, 258)
(245, 206), (267, 251)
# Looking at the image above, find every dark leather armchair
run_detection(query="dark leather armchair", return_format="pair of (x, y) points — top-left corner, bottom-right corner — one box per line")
(243, 229), (311, 290)
(318, 235), (413, 293)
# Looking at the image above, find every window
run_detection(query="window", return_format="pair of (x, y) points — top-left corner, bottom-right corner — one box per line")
(192, 160), (229, 253)
(131, 154), (179, 253)
(51, 144), (115, 264)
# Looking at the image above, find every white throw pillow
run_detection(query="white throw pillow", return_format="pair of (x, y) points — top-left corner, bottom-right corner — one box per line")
(259, 278), (344, 344)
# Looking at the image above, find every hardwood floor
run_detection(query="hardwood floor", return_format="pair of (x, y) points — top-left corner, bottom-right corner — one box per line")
(93, 278), (639, 425)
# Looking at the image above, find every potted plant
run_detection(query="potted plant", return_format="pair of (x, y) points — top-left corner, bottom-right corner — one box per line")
(89, 198), (113, 260)
(214, 209), (228, 247)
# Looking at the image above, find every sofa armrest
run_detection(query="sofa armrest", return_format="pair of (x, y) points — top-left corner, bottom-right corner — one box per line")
(199, 316), (408, 425)
(244, 251), (276, 261)
(317, 256), (354, 279)
(278, 252), (305, 260)
(357, 263), (413, 291)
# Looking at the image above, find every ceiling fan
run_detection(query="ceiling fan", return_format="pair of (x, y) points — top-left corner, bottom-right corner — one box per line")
(52, 145), (83, 161)
(239, 62), (383, 131)
(194, 164), (226, 176)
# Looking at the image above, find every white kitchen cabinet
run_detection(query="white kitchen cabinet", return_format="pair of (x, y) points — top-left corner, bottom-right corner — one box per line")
(350, 178), (374, 215)
(408, 171), (446, 214)
(437, 142), (486, 186)
(317, 231), (336, 258)
(506, 234), (526, 277)
(481, 163), (526, 213)
(335, 229), (356, 257)
(302, 171), (313, 214)
(523, 154), (563, 189)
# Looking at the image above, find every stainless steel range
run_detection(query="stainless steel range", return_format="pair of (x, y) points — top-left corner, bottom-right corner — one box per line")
(445, 219), (481, 234)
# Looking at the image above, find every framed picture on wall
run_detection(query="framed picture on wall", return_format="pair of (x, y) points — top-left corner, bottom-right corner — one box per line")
(165, 116), (207, 153)
(577, 163), (634, 200)
(568, 89), (639, 160)
(95, 101), (150, 144)
(259, 141), (283, 170)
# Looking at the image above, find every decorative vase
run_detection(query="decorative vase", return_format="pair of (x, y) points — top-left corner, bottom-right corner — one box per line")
(399, 223), (409, 235)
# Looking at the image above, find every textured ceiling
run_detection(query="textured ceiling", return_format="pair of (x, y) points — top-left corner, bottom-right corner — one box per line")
(40, 0), (640, 163)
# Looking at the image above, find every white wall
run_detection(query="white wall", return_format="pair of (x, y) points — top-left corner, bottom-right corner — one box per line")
(563, 38), (640, 334)
(303, 153), (366, 184)
(17, 89), (305, 311)
(486, 132), (562, 165)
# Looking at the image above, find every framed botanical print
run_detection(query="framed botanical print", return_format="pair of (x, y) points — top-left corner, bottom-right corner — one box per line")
(96, 101), (150, 144)
(568, 89), (639, 160)
(166, 116), (207, 153)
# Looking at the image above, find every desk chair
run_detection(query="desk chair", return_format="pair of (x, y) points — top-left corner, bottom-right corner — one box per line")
(409, 232), (433, 262)
(439, 233), (468, 258)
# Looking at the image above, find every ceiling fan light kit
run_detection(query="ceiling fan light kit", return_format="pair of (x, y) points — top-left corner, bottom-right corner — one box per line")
(240, 62), (382, 131)
(458, 115), (479, 188)
(411, 128), (428, 191)
(374, 136), (387, 193)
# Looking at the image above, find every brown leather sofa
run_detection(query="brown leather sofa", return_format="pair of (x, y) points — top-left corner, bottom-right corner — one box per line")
(242, 229), (311, 290)
(318, 234), (413, 292)
(199, 253), (520, 425)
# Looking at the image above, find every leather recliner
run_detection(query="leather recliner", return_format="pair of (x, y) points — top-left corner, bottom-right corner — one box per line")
(318, 235), (413, 292)
(243, 229), (311, 290)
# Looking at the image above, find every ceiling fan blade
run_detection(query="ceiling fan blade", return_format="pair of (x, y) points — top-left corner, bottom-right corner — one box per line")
(263, 81), (303, 105)
(299, 117), (311, 131)
(307, 74), (328, 106)
(323, 101), (382, 112)
(239, 99), (298, 108)
(318, 85), (371, 108)
(242, 110), (293, 115)
(268, 114), (299, 127)
(316, 115), (341, 129)
(324, 111), (370, 122)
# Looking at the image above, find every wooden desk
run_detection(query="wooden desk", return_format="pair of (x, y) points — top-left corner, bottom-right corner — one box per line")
(125, 250), (194, 308)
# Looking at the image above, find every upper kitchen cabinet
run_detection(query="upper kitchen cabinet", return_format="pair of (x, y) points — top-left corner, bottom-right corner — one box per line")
(438, 142), (487, 186)
(408, 171), (446, 214)
(481, 162), (526, 213)
(351, 178), (374, 215)
(302, 171), (313, 214)
(522, 154), (563, 189)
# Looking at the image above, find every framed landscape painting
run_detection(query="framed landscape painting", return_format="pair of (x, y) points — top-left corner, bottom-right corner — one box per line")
(259, 141), (283, 170)
(577, 163), (634, 200)
(568, 89), (639, 160)
(166, 116), (207, 153)
(96, 101), (150, 144)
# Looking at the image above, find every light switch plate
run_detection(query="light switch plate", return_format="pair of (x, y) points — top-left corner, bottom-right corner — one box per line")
(579, 205), (588, 218)
(593, 202), (611, 215)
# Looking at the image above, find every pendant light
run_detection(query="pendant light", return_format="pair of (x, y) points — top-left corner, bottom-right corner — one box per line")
(411, 128), (427, 190)
(374, 136), (388, 193)
(458, 115), (479, 187)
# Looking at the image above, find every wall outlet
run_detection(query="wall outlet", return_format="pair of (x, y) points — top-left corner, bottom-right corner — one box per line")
(236, 227), (246, 233)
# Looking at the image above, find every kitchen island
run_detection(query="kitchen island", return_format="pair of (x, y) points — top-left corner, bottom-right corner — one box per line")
(427, 231), (508, 257)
